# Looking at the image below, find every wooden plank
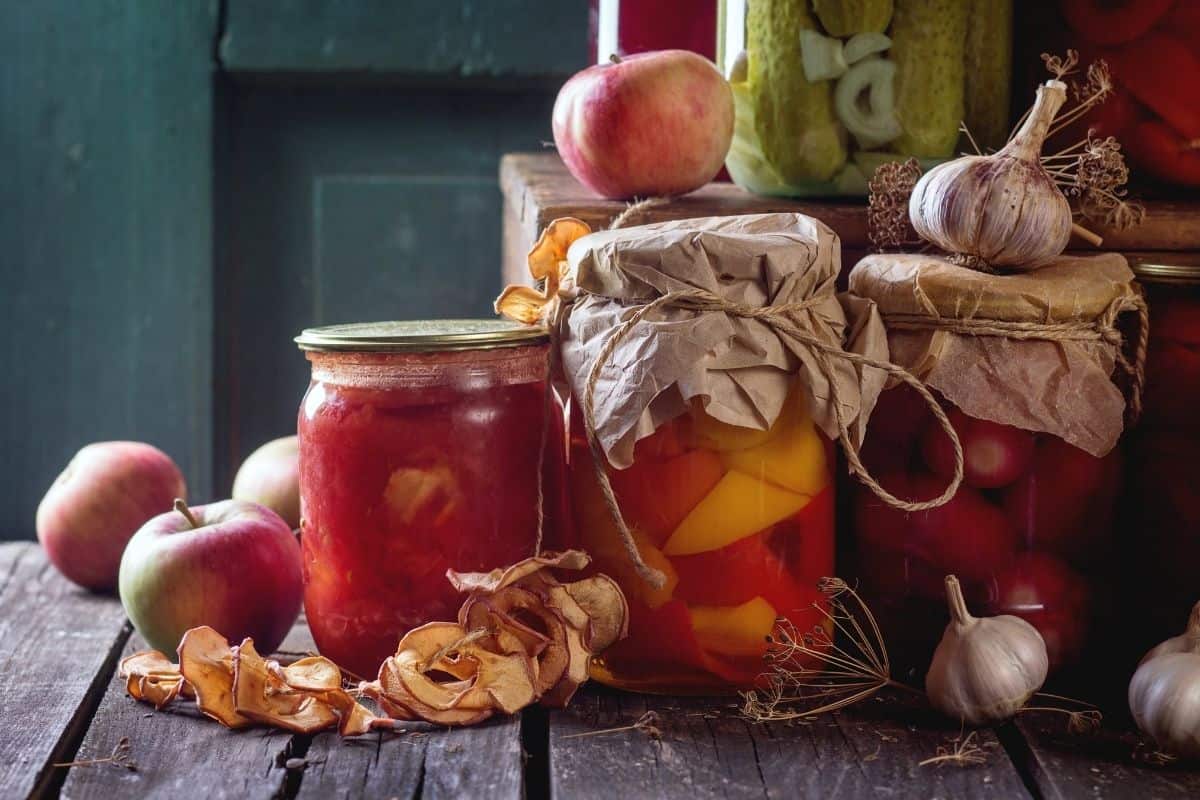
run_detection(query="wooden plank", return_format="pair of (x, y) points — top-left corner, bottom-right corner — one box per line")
(1013, 712), (1200, 800)
(549, 688), (1032, 799)
(499, 153), (1200, 287)
(0, 543), (130, 799)
(220, 0), (586, 78)
(1, 0), (216, 540)
(62, 614), (523, 800)
(59, 631), (297, 800)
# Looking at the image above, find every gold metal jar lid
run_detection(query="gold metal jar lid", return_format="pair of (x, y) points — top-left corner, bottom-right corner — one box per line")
(1130, 255), (1200, 287)
(295, 319), (548, 352)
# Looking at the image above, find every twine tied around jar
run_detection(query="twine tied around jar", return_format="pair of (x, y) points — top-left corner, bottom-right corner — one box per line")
(880, 291), (1149, 422)
(514, 208), (965, 590)
(573, 286), (966, 589)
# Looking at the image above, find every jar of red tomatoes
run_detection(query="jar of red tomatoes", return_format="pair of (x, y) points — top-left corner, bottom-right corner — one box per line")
(1126, 259), (1200, 661)
(847, 253), (1145, 681)
(497, 213), (886, 693)
(294, 321), (564, 678)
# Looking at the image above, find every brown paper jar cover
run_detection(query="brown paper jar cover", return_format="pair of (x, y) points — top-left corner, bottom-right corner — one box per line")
(848, 252), (1141, 456)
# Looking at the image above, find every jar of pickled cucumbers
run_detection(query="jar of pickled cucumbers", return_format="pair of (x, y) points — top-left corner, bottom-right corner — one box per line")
(847, 252), (1145, 680)
(497, 212), (889, 692)
(717, 0), (1013, 196)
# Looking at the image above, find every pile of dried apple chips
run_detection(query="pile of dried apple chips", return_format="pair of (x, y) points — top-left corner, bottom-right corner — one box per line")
(120, 550), (627, 732)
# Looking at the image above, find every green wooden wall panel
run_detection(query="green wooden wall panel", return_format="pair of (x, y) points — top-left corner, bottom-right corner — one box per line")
(1, 1), (216, 539)
(215, 85), (559, 494)
(220, 0), (588, 77)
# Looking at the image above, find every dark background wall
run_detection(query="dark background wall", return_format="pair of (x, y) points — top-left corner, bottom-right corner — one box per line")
(2, 1), (588, 539)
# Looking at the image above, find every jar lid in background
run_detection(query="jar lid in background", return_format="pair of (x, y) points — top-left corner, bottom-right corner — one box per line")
(1129, 255), (1200, 287)
(295, 319), (548, 352)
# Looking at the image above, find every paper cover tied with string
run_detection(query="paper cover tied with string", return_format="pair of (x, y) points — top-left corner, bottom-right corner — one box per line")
(848, 252), (1146, 457)
(548, 212), (890, 470)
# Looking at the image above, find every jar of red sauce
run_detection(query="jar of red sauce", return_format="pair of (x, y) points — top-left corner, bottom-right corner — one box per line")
(295, 321), (564, 678)
(564, 383), (835, 693)
(1126, 259), (1200, 661)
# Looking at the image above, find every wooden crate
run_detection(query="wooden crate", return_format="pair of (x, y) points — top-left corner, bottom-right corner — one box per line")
(500, 153), (1200, 286)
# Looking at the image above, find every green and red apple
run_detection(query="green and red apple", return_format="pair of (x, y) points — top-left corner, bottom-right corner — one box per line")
(119, 499), (303, 655)
(36, 441), (187, 591)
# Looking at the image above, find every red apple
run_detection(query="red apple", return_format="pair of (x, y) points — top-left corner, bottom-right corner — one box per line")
(984, 553), (1090, 671)
(119, 499), (303, 655)
(552, 49), (733, 199)
(1003, 436), (1120, 559)
(36, 442), (186, 591)
(232, 435), (300, 529)
(921, 406), (1035, 489)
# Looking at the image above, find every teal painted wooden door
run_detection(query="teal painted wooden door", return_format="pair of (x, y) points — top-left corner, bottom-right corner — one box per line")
(2, 1), (587, 539)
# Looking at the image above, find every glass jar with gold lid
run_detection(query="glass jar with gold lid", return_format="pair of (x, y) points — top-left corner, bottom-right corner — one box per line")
(1125, 258), (1200, 663)
(294, 320), (565, 677)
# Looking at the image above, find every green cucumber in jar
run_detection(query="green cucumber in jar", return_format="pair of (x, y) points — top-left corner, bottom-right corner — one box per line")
(964, 0), (1013, 152)
(747, 0), (847, 183)
(891, 0), (968, 158)
(812, 0), (894, 36)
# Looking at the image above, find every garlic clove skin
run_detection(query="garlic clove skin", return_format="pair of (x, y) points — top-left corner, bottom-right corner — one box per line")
(1128, 601), (1200, 758)
(925, 575), (1049, 726)
(908, 81), (1073, 272)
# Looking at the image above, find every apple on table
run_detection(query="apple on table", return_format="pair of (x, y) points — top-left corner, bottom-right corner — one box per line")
(36, 441), (187, 591)
(119, 498), (304, 656)
(232, 435), (301, 530)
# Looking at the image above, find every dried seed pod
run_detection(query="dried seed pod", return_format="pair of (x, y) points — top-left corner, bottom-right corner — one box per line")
(926, 575), (1048, 725)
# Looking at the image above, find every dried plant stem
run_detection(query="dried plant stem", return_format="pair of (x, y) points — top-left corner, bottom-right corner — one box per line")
(919, 731), (987, 768)
(560, 711), (662, 740)
(54, 737), (137, 772)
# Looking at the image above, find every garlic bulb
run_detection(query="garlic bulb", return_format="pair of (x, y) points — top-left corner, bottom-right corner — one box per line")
(909, 81), (1073, 271)
(925, 575), (1049, 725)
(1129, 601), (1200, 758)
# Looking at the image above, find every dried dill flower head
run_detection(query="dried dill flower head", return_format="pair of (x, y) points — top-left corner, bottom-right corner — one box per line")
(867, 158), (923, 251)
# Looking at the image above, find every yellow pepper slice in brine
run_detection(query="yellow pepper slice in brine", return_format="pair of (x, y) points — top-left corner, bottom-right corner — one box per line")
(662, 470), (811, 556)
(690, 596), (778, 657)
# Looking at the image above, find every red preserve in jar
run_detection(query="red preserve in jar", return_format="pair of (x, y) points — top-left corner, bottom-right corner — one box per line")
(1126, 260), (1200, 661)
(294, 321), (564, 677)
(847, 253), (1143, 681)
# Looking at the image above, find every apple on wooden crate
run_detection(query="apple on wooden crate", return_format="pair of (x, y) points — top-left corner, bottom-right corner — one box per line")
(553, 49), (734, 200)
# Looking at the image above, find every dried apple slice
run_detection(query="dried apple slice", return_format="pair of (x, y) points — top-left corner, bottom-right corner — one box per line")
(538, 619), (592, 708)
(277, 655), (342, 692)
(446, 550), (590, 595)
(459, 587), (570, 696)
(366, 657), (493, 726)
(119, 650), (190, 710)
(232, 640), (339, 734)
(563, 574), (630, 652)
(393, 622), (536, 715)
(177, 626), (252, 729)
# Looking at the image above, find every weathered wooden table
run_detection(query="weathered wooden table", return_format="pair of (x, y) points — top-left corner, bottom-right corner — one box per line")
(5, 542), (1200, 799)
